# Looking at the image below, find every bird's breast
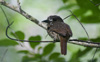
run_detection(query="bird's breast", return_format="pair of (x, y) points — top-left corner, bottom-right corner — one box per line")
(47, 30), (59, 40)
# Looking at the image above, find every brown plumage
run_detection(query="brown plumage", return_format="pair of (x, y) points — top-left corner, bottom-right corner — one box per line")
(42, 15), (72, 55)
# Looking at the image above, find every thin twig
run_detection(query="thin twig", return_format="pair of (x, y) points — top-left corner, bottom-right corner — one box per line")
(0, 1), (46, 29)
(17, 0), (22, 13)
(63, 15), (72, 20)
(68, 10), (98, 61)
(0, 5), (25, 62)
(0, 1), (100, 48)
(89, 0), (100, 6)
(0, 48), (8, 62)
(69, 10), (90, 41)
(0, 5), (24, 47)
(6, 22), (100, 48)
(0, 5), (9, 25)
(91, 48), (98, 62)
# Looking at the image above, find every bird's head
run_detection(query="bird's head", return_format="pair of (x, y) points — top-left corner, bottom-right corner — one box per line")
(42, 15), (63, 24)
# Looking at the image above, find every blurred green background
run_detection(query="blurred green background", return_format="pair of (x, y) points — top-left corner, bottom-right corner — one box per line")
(0, 0), (100, 62)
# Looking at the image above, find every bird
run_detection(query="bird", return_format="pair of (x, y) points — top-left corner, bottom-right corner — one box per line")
(42, 15), (72, 55)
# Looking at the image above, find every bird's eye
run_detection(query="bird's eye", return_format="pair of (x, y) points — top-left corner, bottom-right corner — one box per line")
(52, 18), (56, 21)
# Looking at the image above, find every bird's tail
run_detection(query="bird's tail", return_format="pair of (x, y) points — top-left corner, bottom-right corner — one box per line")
(60, 36), (68, 55)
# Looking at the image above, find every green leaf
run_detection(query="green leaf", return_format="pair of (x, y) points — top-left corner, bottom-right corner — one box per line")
(91, 0), (100, 6)
(11, 31), (25, 40)
(0, 39), (18, 46)
(38, 46), (42, 51)
(62, 0), (68, 3)
(74, 0), (100, 24)
(69, 47), (92, 62)
(78, 38), (88, 40)
(91, 37), (100, 42)
(28, 35), (41, 49)
(81, 15), (100, 23)
(68, 52), (80, 62)
(49, 52), (60, 60)
(73, 9), (100, 23)
(76, 0), (95, 9)
(77, 47), (92, 57)
(73, 9), (87, 17)
(42, 43), (55, 56)
(79, 37), (100, 42)
(22, 54), (45, 62)
(34, 54), (48, 62)
(38, 60), (48, 62)
(88, 58), (97, 62)
(22, 56), (35, 62)
(53, 57), (66, 62)
(58, 4), (76, 12)
(34, 54), (42, 59)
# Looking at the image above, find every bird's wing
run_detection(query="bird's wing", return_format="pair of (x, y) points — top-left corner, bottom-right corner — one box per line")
(49, 22), (72, 37)
(65, 24), (73, 37)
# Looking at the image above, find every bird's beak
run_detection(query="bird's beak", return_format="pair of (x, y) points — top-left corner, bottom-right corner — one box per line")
(42, 20), (50, 23)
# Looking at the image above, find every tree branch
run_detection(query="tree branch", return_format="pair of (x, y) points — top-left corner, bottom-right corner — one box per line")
(6, 17), (100, 48)
(89, 0), (100, 6)
(0, 1), (100, 48)
(69, 39), (100, 48)
(0, 0), (46, 29)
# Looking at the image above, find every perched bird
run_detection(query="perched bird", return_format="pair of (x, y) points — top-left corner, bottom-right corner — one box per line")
(42, 15), (72, 55)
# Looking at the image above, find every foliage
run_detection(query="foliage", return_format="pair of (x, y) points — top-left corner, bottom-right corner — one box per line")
(0, 0), (100, 62)
(62, 0), (68, 3)
(59, 0), (100, 23)
(28, 36), (41, 49)
(11, 31), (25, 40)
(59, 0), (100, 62)
(0, 39), (18, 46)
(0, 31), (66, 62)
